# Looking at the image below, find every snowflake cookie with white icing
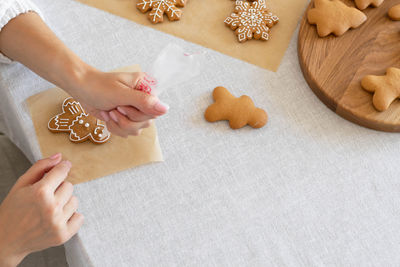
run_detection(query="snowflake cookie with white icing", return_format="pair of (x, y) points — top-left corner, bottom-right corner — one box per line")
(137, 0), (187, 24)
(48, 97), (110, 144)
(225, 0), (279, 43)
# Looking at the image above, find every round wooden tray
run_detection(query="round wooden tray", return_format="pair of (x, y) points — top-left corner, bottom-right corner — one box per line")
(298, 0), (400, 132)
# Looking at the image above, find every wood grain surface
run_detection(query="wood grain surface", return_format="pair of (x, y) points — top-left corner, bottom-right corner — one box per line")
(298, 0), (400, 132)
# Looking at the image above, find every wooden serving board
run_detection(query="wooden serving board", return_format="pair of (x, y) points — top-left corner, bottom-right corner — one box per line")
(298, 0), (400, 132)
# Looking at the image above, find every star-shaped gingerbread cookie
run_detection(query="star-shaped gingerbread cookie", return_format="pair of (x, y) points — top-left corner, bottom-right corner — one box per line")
(354, 0), (384, 10)
(137, 0), (186, 24)
(361, 67), (400, 111)
(224, 0), (279, 43)
(307, 0), (367, 37)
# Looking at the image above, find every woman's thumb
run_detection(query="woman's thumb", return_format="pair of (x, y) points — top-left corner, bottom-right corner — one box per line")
(122, 89), (169, 116)
(116, 72), (169, 116)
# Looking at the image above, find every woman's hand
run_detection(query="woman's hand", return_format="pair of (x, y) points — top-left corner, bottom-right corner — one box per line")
(0, 12), (168, 138)
(69, 69), (168, 137)
(0, 153), (83, 267)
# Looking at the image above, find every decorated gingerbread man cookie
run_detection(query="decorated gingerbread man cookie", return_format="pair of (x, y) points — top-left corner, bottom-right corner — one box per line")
(307, 0), (367, 37)
(354, 0), (384, 10)
(137, 0), (186, 24)
(204, 86), (268, 129)
(224, 0), (279, 43)
(361, 67), (400, 111)
(69, 113), (110, 143)
(48, 98), (85, 132)
(48, 97), (110, 144)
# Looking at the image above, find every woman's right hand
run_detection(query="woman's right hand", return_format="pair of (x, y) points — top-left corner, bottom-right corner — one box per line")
(69, 69), (169, 138)
(0, 153), (83, 267)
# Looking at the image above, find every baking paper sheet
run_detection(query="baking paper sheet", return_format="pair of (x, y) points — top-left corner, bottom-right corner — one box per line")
(74, 0), (308, 71)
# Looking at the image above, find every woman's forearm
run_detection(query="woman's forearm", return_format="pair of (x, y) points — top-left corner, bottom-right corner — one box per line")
(0, 12), (92, 95)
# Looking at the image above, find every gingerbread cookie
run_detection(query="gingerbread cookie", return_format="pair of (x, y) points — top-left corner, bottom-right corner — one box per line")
(137, 0), (186, 24)
(224, 0), (279, 43)
(48, 98), (84, 132)
(307, 0), (367, 37)
(48, 97), (110, 144)
(389, 4), (400, 20)
(354, 0), (384, 10)
(361, 67), (400, 111)
(204, 86), (268, 129)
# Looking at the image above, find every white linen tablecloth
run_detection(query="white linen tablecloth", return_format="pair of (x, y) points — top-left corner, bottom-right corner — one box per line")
(1, 0), (399, 266)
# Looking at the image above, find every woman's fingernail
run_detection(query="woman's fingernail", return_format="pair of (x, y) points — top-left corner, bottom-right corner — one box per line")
(63, 160), (72, 168)
(117, 107), (127, 116)
(154, 101), (169, 113)
(49, 153), (61, 160)
(100, 111), (110, 122)
(109, 111), (119, 123)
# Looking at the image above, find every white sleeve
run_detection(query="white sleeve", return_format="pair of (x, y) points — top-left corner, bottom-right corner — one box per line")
(0, 0), (44, 64)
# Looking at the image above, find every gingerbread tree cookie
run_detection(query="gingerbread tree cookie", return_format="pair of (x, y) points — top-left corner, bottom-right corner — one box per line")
(224, 0), (279, 43)
(354, 0), (384, 10)
(137, 0), (186, 24)
(361, 68), (400, 111)
(307, 0), (367, 37)
(204, 86), (268, 129)
(389, 4), (400, 20)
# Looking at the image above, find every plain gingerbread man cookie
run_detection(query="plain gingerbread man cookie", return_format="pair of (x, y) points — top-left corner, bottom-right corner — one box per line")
(361, 67), (400, 111)
(307, 0), (367, 37)
(354, 0), (384, 10)
(204, 86), (268, 129)
(389, 4), (400, 20)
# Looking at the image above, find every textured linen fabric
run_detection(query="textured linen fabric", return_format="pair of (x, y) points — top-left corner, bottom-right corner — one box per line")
(0, 0), (43, 63)
(0, 111), (5, 134)
(0, 0), (399, 266)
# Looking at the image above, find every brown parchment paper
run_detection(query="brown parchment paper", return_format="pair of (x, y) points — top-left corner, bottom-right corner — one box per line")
(26, 65), (163, 184)
(75, 0), (308, 72)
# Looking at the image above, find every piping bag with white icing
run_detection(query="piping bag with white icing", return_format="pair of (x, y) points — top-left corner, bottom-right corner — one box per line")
(142, 43), (206, 96)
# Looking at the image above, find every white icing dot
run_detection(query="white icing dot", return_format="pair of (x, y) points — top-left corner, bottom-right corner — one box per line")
(84, 123), (90, 128)
(98, 134), (103, 138)
(79, 120), (83, 124)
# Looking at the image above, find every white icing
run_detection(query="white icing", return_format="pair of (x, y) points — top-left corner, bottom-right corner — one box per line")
(85, 123), (90, 128)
